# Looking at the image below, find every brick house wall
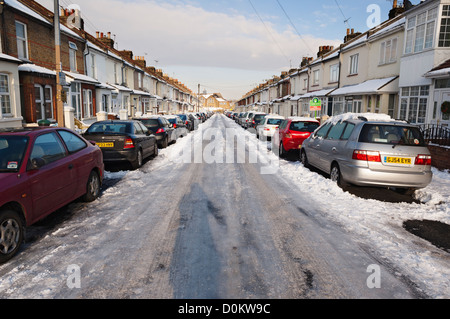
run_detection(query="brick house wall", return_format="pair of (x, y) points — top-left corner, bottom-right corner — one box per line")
(1, 2), (87, 124)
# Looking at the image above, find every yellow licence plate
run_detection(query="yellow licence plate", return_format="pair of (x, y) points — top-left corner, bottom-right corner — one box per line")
(384, 157), (412, 165)
(96, 142), (114, 148)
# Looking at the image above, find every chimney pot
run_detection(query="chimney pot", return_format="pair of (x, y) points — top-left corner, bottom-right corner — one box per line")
(107, 32), (111, 39)
(96, 31), (99, 38)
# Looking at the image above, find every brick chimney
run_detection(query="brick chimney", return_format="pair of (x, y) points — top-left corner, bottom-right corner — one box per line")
(344, 29), (362, 43)
(133, 56), (146, 69)
(120, 50), (134, 61)
(301, 57), (313, 67)
(59, 6), (84, 30)
(96, 31), (115, 49)
(317, 45), (334, 58)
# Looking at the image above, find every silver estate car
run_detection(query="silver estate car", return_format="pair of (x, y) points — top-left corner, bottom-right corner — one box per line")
(300, 115), (433, 193)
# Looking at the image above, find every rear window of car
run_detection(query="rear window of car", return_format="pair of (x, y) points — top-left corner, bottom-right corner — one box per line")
(166, 118), (177, 124)
(359, 124), (426, 146)
(178, 115), (187, 121)
(87, 123), (131, 134)
(139, 119), (160, 127)
(267, 119), (283, 125)
(0, 136), (28, 172)
(290, 121), (320, 132)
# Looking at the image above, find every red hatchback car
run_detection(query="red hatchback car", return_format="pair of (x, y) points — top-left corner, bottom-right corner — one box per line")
(273, 117), (320, 157)
(0, 127), (104, 263)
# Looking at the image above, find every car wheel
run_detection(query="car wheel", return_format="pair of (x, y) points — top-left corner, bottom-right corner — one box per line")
(300, 150), (309, 168)
(330, 163), (345, 186)
(279, 141), (286, 158)
(161, 137), (168, 149)
(132, 150), (143, 170)
(0, 210), (24, 264)
(82, 170), (101, 202)
(153, 143), (159, 158)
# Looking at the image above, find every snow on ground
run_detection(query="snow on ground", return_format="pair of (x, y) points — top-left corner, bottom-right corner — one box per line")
(62, 114), (450, 298)
(222, 115), (449, 299)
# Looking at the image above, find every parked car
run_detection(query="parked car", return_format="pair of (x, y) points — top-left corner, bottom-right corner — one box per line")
(242, 112), (254, 128)
(0, 127), (104, 263)
(300, 114), (433, 193)
(256, 114), (285, 140)
(134, 116), (176, 148)
(177, 114), (193, 131)
(248, 112), (267, 129)
(83, 120), (158, 169)
(187, 113), (201, 130)
(273, 117), (320, 157)
(163, 115), (189, 138)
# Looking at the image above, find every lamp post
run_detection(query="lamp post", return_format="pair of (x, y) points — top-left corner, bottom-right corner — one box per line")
(54, 0), (64, 127)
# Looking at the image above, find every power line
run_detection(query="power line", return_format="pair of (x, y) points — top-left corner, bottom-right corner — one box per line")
(275, 0), (314, 55)
(247, 0), (290, 65)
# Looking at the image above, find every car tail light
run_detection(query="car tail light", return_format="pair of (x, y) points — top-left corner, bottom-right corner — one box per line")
(185, 121), (189, 125)
(352, 150), (381, 162)
(156, 128), (165, 134)
(264, 128), (270, 131)
(124, 138), (135, 149)
(173, 124), (177, 128)
(415, 154), (431, 165)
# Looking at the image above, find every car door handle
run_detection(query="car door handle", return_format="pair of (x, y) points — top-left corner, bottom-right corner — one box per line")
(332, 147), (337, 153)
(68, 164), (74, 170)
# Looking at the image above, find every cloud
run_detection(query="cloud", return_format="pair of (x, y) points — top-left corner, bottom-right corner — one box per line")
(37, 0), (342, 99)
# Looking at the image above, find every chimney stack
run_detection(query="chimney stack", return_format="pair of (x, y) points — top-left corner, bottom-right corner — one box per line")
(134, 56), (147, 69)
(344, 29), (362, 43)
(96, 31), (115, 49)
(317, 45), (334, 58)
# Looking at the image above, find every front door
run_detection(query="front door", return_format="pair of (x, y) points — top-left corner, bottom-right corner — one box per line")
(436, 91), (450, 125)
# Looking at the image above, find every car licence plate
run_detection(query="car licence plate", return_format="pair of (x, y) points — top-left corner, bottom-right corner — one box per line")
(96, 142), (114, 148)
(384, 156), (412, 165)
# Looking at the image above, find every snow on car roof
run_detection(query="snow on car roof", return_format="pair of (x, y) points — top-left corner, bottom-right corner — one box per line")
(326, 112), (399, 124)
(288, 116), (319, 122)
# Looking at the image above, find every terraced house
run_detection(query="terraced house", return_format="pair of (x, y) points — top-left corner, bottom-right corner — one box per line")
(0, 0), (196, 129)
(237, 0), (450, 127)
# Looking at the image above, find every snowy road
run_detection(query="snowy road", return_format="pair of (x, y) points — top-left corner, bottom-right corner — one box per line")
(0, 114), (448, 299)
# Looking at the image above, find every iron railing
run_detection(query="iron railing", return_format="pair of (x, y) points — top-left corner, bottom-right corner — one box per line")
(420, 124), (450, 146)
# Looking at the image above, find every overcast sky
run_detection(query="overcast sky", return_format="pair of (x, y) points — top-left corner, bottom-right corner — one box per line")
(36, 0), (420, 100)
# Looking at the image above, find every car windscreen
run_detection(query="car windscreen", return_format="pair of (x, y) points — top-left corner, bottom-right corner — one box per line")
(267, 119), (283, 125)
(359, 124), (427, 146)
(137, 119), (159, 128)
(254, 115), (266, 122)
(87, 123), (131, 134)
(289, 121), (320, 132)
(0, 136), (29, 172)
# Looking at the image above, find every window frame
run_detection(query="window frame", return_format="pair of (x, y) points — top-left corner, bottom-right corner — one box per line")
(349, 54), (359, 75)
(15, 21), (29, 60)
(69, 41), (78, 72)
(0, 73), (11, 117)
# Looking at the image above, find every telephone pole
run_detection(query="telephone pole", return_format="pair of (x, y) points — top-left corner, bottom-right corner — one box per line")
(54, 0), (64, 127)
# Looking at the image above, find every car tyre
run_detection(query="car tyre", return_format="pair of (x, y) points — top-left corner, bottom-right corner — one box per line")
(132, 149), (143, 170)
(330, 163), (346, 187)
(279, 141), (286, 158)
(83, 170), (101, 202)
(161, 137), (168, 149)
(0, 210), (24, 264)
(300, 150), (309, 168)
(153, 143), (159, 158)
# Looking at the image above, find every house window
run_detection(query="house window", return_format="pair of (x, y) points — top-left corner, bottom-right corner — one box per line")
(15, 21), (28, 60)
(349, 54), (359, 75)
(91, 54), (97, 79)
(69, 42), (78, 72)
(312, 69), (319, 85)
(405, 7), (437, 53)
(35, 85), (53, 120)
(71, 82), (82, 119)
(114, 63), (119, 84)
(83, 89), (93, 118)
(330, 64), (339, 83)
(379, 38), (398, 65)
(0, 74), (11, 117)
(303, 78), (308, 89)
(439, 5), (450, 47)
(399, 86), (429, 123)
(101, 94), (110, 113)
